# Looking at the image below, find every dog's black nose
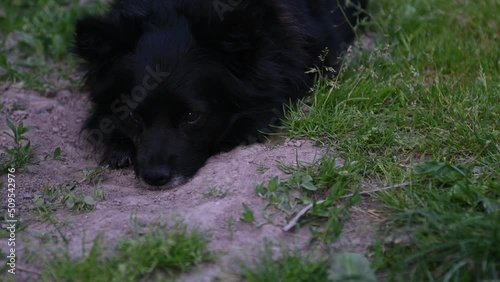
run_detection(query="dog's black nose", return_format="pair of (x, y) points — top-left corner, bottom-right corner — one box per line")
(142, 167), (171, 186)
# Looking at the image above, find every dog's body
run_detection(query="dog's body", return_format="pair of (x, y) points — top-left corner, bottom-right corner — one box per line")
(74, 0), (367, 188)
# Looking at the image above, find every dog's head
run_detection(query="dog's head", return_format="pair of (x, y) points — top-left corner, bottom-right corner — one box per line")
(113, 64), (245, 187)
(74, 0), (310, 187)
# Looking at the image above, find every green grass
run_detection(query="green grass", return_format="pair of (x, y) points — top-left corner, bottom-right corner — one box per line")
(280, 0), (499, 280)
(0, 0), (106, 90)
(240, 245), (329, 282)
(253, 156), (361, 242)
(240, 243), (377, 282)
(0, 118), (61, 174)
(203, 186), (229, 199)
(0, 118), (38, 172)
(374, 161), (500, 280)
(29, 167), (107, 220)
(42, 221), (213, 281)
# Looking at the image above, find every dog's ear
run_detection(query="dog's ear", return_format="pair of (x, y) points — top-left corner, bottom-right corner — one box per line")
(73, 14), (142, 62)
(186, 0), (299, 54)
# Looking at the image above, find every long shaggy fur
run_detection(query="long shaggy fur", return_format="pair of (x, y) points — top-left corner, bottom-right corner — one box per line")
(74, 0), (367, 188)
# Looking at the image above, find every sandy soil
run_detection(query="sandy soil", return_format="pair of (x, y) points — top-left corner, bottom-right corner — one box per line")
(0, 84), (379, 281)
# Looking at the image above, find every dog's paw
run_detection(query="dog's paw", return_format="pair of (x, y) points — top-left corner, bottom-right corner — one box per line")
(101, 147), (133, 169)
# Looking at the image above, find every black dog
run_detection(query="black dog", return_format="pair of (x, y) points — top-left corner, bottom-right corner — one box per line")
(74, 0), (367, 188)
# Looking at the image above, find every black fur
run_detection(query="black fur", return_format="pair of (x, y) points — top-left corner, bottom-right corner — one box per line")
(74, 0), (367, 188)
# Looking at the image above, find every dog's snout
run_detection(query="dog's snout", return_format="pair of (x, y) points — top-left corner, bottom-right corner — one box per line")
(142, 166), (171, 186)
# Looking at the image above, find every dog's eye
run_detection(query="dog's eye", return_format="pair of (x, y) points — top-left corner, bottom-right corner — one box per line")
(184, 112), (201, 124)
(130, 112), (143, 123)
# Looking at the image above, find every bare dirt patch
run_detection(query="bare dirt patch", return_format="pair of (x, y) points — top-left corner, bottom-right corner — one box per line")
(0, 85), (379, 281)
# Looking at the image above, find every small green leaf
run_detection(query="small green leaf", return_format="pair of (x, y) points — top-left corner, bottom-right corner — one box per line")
(268, 177), (279, 192)
(241, 203), (255, 223)
(6, 119), (16, 133)
(303, 174), (313, 183)
(84, 196), (96, 206)
(301, 181), (317, 191)
(480, 197), (500, 213)
(328, 253), (377, 282)
(21, 125), (34, 134)
(24, 141), (31, 151)
(66, 197), (75, 209)
(0, 53), (7, 66)
(53, 147), (61, 158)
(17, 122), (25, 133)
(33, 195), (45, 208)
